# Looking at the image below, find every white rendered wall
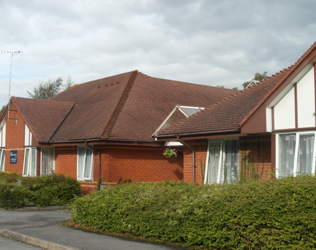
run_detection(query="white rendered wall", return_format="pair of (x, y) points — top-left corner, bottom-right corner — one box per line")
(297, 67), (315, 128)
(274, 87), (295, 130)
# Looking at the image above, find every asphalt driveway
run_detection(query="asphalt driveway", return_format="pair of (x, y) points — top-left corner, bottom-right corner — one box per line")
(0, 209), (188, 250)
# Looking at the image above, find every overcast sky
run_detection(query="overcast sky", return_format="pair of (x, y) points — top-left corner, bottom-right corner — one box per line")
(0, 0), (315, 106)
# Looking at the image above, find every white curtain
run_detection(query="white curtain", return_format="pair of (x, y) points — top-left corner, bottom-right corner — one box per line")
(78, 147), (85, 179)
(23, 148), (30, 176)
(297, 134), (315, 175)
(42, 148), (54, 175)
(279, 134), (296, 177)
(84, 147), (93, 179)
(225, 140), (239, 184)
(207, 142), (221, 184)
(30, 148), (36, 176)
(0, 149), (4, 171)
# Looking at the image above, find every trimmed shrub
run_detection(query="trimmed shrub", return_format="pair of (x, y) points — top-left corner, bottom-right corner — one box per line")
(71, 177), (316, 249)
(0, 172), (21, 184)
(0, 183), (29, 209)
(0, 173), (82, 209)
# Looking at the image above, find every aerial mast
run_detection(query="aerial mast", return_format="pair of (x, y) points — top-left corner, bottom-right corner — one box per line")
(1, 49), (23, 119)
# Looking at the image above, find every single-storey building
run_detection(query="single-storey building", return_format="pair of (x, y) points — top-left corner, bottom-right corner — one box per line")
(2, 42), (316, 192)
(0, 70), (236, 193)
(155, 42), (316, 185)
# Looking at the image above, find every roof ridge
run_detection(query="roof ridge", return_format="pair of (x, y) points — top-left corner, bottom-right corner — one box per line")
(13, 96), (74, 104)
(49, 103), (76, 143)
(50, 70), (139, 100)
(101, 71), (139, 139)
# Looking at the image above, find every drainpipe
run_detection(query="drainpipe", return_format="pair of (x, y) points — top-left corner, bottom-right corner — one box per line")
(177, 135), (195, 184)
(85, 141), (101, 180)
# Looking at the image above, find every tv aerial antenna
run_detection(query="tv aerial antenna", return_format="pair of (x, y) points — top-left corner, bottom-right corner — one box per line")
(1, 47), (23, 119)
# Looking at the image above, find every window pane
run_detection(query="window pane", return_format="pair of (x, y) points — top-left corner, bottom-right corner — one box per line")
(297, 134), (315, 175)
(225, 140), (239, 184)
(42, 148), (54, 175)
(31, 148), (36, 176)
(78, 147), (85, 179)
(84, 148), (93, 179)
(0, 149), (4, 172)
(207, 142), (221, 184)
(23, 149), (30, 176)
(279, 134), (296, 177)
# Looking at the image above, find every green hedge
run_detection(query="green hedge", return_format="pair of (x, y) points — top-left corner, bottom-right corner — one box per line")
(0, 173), (82, 209)
(71, 177), (316, 249)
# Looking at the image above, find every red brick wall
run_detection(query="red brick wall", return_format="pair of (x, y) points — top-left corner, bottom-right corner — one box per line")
(105, 146), (183, 183)
(55, 147), (77, 179)
(182, 140), (208, 184)
(54, 145), (184, 194)
(5, 104), (25, 174)
(239, 135), (272, 181)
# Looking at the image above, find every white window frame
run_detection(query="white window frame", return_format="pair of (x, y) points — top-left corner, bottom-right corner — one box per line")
(22, 147), (37, 177)
(204, 138), (239, 184)
(77, 146), (94, 181)
(0, 123), (6, 148)
(275, 131), (316, 178)
(24, 124), (32, 146)
(0, 148), (5, 172)
(40, 147), (55, 176)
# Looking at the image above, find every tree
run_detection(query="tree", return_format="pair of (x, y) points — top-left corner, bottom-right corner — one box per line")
(216, 85), (239, 90)
(27, 76), (74, 100)
(242, 71), (268, 89)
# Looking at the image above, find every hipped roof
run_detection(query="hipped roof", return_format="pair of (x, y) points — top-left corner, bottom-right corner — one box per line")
(13, 70), (237, 144)
(11, 98), (74, 143)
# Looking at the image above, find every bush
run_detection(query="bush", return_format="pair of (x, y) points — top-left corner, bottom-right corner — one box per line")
(0, 173), (82, 209)
(0, 172), (21, 184)
(0, 183), (29, 209)
(71, 177), (316, 249)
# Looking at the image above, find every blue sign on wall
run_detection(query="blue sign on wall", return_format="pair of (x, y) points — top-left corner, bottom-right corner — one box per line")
(10, 150), (17, 164)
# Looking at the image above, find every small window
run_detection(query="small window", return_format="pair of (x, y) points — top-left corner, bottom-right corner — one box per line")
(0, 123), (6, 148)
(77, 147), (93, 180)
(23, 147), (37, 177)
(205, 139), (239, 184)
(0, 149), (5, 172)
(24, 124), (32, 146)
(41, 148), (55, 175)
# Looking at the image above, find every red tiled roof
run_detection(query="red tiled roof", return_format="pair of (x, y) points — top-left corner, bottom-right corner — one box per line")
(12, 97), (74, 143)
(46, 70), (237, 143)
(156, 67), (292, 137)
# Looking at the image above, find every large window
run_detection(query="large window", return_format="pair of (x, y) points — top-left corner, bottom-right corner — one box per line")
(276, 132), (316, 177)
(0, 149), (4, 172)
(41, 148), (55, 175)
(205, 139), (239, 184)
(23, 147), (37, 177)
(77, 147), (93, 180)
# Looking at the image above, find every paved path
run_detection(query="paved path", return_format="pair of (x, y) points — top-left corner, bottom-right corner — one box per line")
(0, 209), (188, 250)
